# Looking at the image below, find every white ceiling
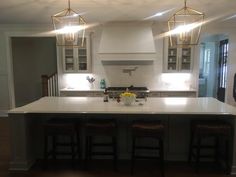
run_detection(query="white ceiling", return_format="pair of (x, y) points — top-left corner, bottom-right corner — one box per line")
(0, 0), (236, 24)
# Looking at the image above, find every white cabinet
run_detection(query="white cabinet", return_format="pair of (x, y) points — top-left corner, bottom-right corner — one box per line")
(60, 90), (104, 97)
(148, 92), (161, 97)
(63, 36), (91, 73)
(160, 91), (196, 97)
(149, 91), (197, 97)
(164, 37), (194, 72)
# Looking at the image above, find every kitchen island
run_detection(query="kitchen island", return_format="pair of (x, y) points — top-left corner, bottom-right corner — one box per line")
(8, 97), (236, 173)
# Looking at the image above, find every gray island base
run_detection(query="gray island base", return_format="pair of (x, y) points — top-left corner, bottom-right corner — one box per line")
(8, 97), (236, 174)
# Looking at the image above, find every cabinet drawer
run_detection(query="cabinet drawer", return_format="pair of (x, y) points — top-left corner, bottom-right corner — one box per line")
(60, 91), (103, 97)
(148, 92), (161, 97)
(93, 92), (104, 97)
(160, 92), (196, 97)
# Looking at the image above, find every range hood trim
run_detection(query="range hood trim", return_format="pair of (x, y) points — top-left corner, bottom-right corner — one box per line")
(99, 53), (157, 61)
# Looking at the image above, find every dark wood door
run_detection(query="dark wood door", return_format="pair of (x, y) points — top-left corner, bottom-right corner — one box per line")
(217, 39), (228, 102)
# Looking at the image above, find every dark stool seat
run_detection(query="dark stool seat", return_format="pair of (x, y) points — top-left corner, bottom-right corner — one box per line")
(85, 118), (118, 170)
(43, 118), (80, 168)
(188, 120), (232, 174)
(131, 120), (165, 177)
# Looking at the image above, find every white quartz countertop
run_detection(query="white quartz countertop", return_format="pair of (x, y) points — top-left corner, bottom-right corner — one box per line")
(8, 97), (236, 115)
(60, 88), (196, 92)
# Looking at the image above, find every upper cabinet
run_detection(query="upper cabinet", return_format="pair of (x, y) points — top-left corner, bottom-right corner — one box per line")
(63, 36), (91, 73)
(163, 37), (194, 72)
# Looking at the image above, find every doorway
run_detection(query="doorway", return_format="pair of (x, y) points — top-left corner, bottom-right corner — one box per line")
(11, 37), (57, 107)
(198, 34), (228, 102)
(217, 39), (229, 102)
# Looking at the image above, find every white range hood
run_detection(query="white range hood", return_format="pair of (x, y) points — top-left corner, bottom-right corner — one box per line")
(98, 22), (156, 61)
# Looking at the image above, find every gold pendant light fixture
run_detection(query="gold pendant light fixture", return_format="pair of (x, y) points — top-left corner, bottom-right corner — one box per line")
(168, 0), (204, 47)
(52, 0), (86, 47)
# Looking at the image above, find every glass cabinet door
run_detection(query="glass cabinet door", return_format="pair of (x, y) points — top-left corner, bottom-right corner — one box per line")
(180, 48), (191, 70)
(63, 36), (91, 73)
(77, 38), (87, 71)
(167, 48), (178, 71)
(164, 37), (193, 72)
(64, 48), (75, 72)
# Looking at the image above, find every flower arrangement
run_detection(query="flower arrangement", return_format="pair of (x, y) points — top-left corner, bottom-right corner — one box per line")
(120, 92), (136, 106)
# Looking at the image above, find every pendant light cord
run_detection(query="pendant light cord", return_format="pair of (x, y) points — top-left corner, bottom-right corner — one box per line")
(68, 0), (71, 9)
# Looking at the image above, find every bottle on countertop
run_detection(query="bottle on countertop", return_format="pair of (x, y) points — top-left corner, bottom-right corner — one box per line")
(103, 89), (109, 102)
(100, 79), (106, 89)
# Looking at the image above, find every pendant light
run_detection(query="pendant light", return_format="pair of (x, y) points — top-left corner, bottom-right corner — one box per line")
(168, 0), (204, 47)
(52, 0), (86, 47)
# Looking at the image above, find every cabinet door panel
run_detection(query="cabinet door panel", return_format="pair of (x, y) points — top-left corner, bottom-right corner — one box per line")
(63, 36), (91, 73)
(163, 37), (193, 72)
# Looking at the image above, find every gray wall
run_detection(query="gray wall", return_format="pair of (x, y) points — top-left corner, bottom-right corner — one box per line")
(12, 37), (57, 107)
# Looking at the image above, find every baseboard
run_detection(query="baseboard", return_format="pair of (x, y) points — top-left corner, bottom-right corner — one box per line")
(9, 160), (35, 171)
(231, 166), (236, 174)
(0, 110), (8, 117)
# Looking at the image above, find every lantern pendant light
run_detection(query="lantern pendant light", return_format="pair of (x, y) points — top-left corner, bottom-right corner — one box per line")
(168, 0), (204, 47)
(52, 0), (86, 47)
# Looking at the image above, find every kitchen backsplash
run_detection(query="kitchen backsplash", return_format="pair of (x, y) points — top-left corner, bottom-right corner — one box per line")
(61, 72), (194, 90)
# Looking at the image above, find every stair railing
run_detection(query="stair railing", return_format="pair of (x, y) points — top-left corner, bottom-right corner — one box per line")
(41, 73), (59, 97)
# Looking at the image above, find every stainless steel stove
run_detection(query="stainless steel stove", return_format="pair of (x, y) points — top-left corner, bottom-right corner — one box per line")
(106, 86), (149, 98)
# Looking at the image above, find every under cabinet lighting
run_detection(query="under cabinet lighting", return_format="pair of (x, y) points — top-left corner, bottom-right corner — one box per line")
(64, 74), (94, 90)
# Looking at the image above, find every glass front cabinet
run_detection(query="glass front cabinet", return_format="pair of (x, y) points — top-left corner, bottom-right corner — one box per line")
(164, 37), (194, 72)
(63, 36), (91, 73)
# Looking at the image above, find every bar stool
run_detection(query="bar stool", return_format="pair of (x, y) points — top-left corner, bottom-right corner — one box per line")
(43, 118), (80, 168)
(188, 120), (232, 174)
(131, 120), (165, 176)
(84, 118), (118, 171)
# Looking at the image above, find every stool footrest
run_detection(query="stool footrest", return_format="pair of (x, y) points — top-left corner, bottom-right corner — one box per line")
(91, 152), (115, 156)
(192, 153), (216, 158)
(134, 155), (160, 159)
(192, 145), (215, 149)
(135, 146), (160, 150)
(92, 143), (114, 147)
(55, 142), (77, 146)
(53, 151), (77, 155)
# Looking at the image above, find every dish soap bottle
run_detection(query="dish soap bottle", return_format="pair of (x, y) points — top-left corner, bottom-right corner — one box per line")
(103, 89), (109, 102)
(100, 79), (106, 89)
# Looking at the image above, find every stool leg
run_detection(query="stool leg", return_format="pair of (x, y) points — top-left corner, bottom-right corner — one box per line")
(44, 135), (48, 168)
(131, 136), (136, 175)
(214, 136), (219, 164)
(77, 132), (81, 160)
(88, 136), (92, 160)
(159, 138), (165, 177)
(71, 135), (75, 167)
(225, 139), (231, 174)
(188, 130), (194, 164)
(84, 136), (89, 170)
(112, 136), (117, 171)
(195, 136), (201, 173)
(52, 136), (57, 160)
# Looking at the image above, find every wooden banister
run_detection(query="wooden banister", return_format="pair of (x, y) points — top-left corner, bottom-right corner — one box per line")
(41, 73), (58, 97)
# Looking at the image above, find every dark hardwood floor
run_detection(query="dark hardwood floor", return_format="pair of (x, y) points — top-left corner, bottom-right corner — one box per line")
(0, 117), (235, 177)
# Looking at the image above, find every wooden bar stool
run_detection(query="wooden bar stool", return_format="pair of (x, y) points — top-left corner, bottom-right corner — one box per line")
(43, 118), (80, 168)
(188, 120), (232, 174)
(131, 120), (165, 177)
(84, 118), (118, 171)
